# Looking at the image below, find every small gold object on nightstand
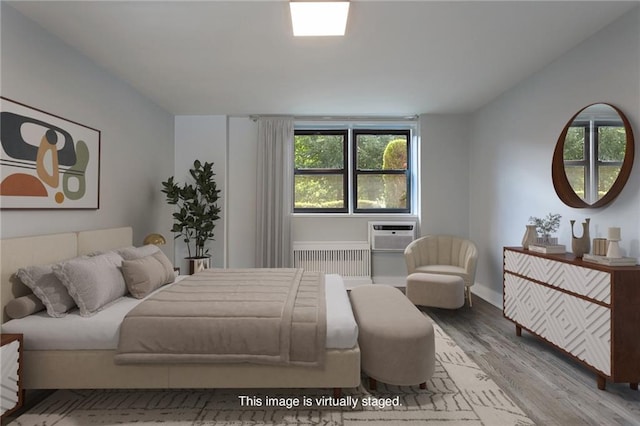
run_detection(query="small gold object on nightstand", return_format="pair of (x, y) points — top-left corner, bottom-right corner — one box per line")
(143, 233), (166, 246)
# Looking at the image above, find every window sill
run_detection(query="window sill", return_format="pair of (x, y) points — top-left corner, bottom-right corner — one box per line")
(292, 212), (418, 219)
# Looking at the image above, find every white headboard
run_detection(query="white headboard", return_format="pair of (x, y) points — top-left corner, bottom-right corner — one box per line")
(77, 227), (133, 256)
(1, 227), (133, 323)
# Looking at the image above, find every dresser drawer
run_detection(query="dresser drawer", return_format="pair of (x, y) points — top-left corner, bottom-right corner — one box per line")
(504, 273), (611, 376)
(504, 249), (611, 304)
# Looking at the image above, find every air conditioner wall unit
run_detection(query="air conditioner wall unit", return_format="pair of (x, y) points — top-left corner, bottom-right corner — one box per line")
(369, 221), (417, 252)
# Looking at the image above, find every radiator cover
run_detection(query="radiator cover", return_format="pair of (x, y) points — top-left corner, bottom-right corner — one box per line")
(293, 241), (372, 286)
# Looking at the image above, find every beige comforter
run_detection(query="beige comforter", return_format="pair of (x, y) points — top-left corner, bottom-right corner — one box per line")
(114, 268), (326, 367)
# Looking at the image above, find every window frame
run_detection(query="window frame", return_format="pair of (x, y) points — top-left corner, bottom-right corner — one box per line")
(293, 126), (415, 214)
(352, 129), (411, 214)
(293, 129), (349, 213)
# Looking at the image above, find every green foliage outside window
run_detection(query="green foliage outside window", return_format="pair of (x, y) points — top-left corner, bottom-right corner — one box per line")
(294, 130), (411, 211)
(382, 139), (408, 208)
(355, 134), (397, 207)
(294, 134), (343, 169)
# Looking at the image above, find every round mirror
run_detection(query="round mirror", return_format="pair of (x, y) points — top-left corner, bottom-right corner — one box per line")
(552, 103), (635, 208)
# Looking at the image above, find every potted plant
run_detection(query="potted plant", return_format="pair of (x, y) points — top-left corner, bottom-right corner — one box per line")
(529, 213), (561, 245)
(162, 160), (221, 274)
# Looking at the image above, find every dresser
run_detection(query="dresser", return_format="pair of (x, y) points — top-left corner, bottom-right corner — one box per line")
(503, 247), (640, 390)
(1, 334), (23, 420)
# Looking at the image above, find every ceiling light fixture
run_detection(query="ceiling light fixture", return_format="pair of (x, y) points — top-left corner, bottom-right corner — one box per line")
(290, 1), (350, 37)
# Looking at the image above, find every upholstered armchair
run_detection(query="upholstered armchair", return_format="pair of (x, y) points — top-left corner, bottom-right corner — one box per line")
(404, 235), (478, 306)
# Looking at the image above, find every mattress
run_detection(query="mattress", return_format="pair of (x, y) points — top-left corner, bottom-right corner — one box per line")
(2, 274), (358, 351)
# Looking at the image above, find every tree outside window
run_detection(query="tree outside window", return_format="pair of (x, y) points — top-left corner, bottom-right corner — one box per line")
(294, 130), (347, 212)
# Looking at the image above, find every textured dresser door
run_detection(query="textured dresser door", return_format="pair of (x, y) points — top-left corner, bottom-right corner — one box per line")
(504, 247), (640, 390)
(1, 337), (21, 416)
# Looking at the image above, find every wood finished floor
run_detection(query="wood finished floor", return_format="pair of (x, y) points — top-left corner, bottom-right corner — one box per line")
(421, 296), (640, 426)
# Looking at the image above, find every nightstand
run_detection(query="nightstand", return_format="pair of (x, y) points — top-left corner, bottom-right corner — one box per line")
(1, 334), (24, 421)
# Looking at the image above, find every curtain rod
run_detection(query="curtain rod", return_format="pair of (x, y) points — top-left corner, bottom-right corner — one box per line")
(249, 114), (419, 122)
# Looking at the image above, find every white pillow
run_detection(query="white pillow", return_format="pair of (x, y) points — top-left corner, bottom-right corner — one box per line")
(17, 263), (77, 317)
(53, 251), (127, 317)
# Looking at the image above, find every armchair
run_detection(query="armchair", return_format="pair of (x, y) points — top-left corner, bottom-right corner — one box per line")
(404, 235), (478, 306)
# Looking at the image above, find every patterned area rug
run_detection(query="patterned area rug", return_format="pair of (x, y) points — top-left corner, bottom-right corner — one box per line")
(11, 324), (534, 426)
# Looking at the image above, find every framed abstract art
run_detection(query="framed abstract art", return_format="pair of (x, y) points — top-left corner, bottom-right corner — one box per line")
(0, 97), (101, 209)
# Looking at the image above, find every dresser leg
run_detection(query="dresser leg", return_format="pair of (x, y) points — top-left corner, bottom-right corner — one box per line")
(515, 325), (522, 337)
(597, 375), (606, 390)
(630, 383), (638, 391)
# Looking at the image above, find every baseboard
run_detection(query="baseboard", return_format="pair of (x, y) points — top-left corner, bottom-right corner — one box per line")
(372, 276), (406, 287)
(470, 282), (503, 309)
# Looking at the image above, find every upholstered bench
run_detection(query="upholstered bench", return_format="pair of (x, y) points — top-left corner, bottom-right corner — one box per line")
(349, 285), (435, 390)
(406, 272), (465, 309)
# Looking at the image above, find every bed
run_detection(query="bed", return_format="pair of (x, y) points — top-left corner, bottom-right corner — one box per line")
(0, 227), (360, 392)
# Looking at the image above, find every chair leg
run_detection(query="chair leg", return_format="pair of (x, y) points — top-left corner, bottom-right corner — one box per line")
(467, 287), (473, 307)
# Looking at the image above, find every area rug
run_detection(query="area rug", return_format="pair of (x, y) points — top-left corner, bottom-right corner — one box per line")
(10, 324), (534, 426)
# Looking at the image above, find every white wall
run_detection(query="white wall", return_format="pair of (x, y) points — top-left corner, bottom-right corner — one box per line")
(469, 7), (640, 307)
(0, 5), (175, 256)
(419, 114), (471, 237)
(228, 117), (258, 268)
(173, 116), (227, 272)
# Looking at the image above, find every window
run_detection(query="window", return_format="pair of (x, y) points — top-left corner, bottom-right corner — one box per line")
(563, 120), (625, 204)
(294, 130), (348, 213)
(294, 126), (414, 214)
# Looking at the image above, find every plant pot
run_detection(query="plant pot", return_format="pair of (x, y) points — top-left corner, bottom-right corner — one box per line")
(188, 257), (210, 275)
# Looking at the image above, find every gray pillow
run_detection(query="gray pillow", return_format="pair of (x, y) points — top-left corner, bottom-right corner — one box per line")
(53, 251), (127, 317)
(5, 294), (46, 319)
(17, 264), (77, 317)
(121, 251), (175, 299)
(117, 245), (160, 261)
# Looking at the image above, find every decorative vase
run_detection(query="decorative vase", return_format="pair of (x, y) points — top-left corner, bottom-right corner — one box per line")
(606, 227), (622, 258)
(188, 256), (210, 275)
(522, 225), (537, 250)
(570, 218), (590, 258)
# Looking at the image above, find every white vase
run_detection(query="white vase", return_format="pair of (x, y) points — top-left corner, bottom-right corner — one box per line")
(522, 225), (537, 250)
(606, 241), (621, 258)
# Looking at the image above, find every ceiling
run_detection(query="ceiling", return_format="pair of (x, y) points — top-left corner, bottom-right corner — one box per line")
(7, 1), (637, 116)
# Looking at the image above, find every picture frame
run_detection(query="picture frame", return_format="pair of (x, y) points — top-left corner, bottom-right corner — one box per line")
(0, 97), (101, 209)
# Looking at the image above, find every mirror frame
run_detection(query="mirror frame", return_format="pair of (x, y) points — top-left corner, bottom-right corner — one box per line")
(552, 103), (635, 208)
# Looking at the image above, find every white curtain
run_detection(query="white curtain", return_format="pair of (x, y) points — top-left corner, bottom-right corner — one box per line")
(255, 117), (294, 267)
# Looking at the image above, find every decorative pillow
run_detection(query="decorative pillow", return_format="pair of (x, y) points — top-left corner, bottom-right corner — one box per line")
(5, 294), (46, 319)
(16, 264), (77, 317)
(121, 251), (175, 299)
(53, 251), (127, 317)
(117, 244), (160, 261)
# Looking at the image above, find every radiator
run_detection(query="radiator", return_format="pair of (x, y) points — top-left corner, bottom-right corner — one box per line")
(292, 241), (372, 285)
